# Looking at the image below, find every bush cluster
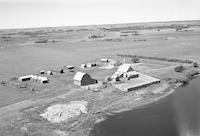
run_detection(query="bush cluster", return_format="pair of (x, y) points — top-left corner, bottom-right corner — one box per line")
(131, 57), (139, 63)
(174, 65), (185, 73)
(117, 54), (195, 64)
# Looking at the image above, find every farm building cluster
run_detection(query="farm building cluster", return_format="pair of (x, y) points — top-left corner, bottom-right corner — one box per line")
(19, 75), (49, 84)
(81, 63), (97, 68)
(110, 64), (160, 92)
(16, 57), (160, 92)
(17, 65), (76, 85)
(111, 64), (138, 82)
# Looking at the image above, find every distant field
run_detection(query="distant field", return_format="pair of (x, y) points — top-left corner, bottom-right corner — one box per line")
(0, 27), (200, 79)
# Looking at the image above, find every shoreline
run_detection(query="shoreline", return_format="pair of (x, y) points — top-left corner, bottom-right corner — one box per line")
(89, 76), (199, 136)
(93, 82), (180, 125)
(90, 76), (200, 136)
(89, 83), (186, 136)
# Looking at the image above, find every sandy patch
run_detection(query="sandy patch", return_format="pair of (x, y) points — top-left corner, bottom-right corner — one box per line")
(40, 100), (88, 123)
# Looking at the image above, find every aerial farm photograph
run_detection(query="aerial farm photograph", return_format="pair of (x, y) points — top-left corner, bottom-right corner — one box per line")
(0, 0), (200, 136)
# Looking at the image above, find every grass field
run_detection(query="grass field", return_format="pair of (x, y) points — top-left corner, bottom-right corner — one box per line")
(0, 20), (200, 110)
(0, 20), (200, 136)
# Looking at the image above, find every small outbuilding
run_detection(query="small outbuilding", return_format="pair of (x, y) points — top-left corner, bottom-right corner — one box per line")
(18, 75), (34, 81)
(58, 69), (64, 73)
(66, 65), (75, 69)
(37, 76), (49, 84)
(101, 58), (109, 62)
(81, 64), (87, 68)
(46, 71), (53, 75)
(73, 71), (97, 86)
(86, 63), (97, 68)
(40, 70), (45, 74)
(32, 75), (49, 84)
(91, 63), (97, 67)
(87, 63), (92, 68)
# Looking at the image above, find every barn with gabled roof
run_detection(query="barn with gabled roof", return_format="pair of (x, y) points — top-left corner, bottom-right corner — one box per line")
(73, 71), (97, 86)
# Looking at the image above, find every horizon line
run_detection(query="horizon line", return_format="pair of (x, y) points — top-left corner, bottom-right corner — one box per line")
(1, 19), (200, 31)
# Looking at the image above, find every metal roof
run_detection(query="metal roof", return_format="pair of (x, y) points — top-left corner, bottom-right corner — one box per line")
(73, 71), (86, 81)
(117, 64), (133, 73)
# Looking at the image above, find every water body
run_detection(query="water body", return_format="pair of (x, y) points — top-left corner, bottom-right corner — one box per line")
(91, 77), (200, 136)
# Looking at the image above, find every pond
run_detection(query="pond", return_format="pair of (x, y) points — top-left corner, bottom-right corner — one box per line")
(91, 77), (200, 136)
